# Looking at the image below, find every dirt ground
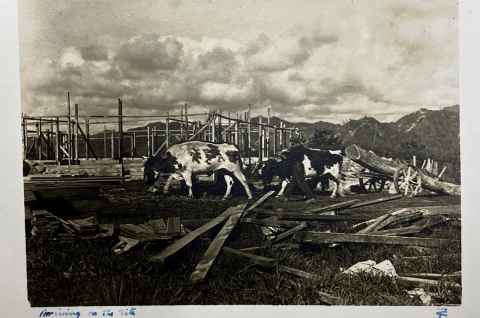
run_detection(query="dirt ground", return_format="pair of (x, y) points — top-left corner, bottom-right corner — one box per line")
(25, 181), (461, 306)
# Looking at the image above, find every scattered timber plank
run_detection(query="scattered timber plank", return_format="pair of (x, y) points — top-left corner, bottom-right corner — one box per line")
(397, 272), (461, 280)
(295, 231), (458, 248)
(149, 204), (246, 263)
(222, 246), (278, 268)
(397, 276), (461, 290)
(222, 247), (341, 305)
(302, 199), (361, 214)
(347, 194), (403, 210)
(401, 254), (459, 261)
(352, 205), (460, 230)
(271, 222), (307, 244)
(371, 215), (448, 236)
(255, 211), (367, 222)
(190, 203), (248, 283)
(243, 190), (276, 215)
(356, 213), (391, 234)
(241, 217), (300, 228)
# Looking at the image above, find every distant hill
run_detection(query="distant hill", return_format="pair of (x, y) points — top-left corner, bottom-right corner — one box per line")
(86, 105), (460, 180)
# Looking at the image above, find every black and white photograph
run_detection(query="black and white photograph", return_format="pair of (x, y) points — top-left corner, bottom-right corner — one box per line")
(18, 0), (462, 308)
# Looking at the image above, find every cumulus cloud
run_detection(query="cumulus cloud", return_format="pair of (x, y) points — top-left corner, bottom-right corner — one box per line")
(80, 45), (109, 61)
(21, 1), (458, 124)
(116, 34), (184, 74)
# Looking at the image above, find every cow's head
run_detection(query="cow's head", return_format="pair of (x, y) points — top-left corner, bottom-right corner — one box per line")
(143, 152), (177, 185)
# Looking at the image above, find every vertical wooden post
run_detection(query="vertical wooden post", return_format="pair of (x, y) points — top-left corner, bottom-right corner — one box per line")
(211, 113), (216, 142)
(247, 105), (252, 164)
(49, 121), (54, 159)
(67, 92), (72, 166)
(85, 117), (90, 160)
(111, 130), (115, 160)
(180, 107), (184, 140)
(74, 104), (79, 160)
(279, 122), (283, 150)
(147, 126), (151, 157)
(132, 131), (136, 157)
(258, 117), (262, 161)
(166, 112), (170, 148)
(152, 127), (156, 155)
(235, 113), (239, 146)
(103, 125), (107, 159)
(266, 106), (271, 159)
(37, 120), (42, 160)
(118, 99), (123, 163)
(273, 126), (277, 155)
(55, 117), (60, 164)
(218, 110), (222, 143)
(184, 103), (189, 139)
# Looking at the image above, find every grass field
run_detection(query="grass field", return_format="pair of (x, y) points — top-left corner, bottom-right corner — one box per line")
(26, 182), (461, 306)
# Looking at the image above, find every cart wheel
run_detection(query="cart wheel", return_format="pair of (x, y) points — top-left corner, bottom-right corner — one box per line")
(359, 177), (386, 193)
(394, 165), (422, 197)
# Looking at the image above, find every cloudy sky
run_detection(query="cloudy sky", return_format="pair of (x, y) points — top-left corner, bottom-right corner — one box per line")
(18, 0), (458, 124)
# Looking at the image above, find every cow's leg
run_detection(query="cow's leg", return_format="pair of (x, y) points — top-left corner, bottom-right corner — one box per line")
(276, 179), (290, 197)
(330, 178), (338, 198)
(292, 161), (315, 200)
(163, 174), (176, 194)
(222, 175), (234, 200)
(181, 171), (194, 198)
(232, 169), (253, 199)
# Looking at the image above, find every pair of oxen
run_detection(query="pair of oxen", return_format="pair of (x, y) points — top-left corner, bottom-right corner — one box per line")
(144, 141), (345, 201)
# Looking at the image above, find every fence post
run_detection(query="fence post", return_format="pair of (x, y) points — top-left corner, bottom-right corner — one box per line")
(55, 117), (60, 164)
(147, 126), (151, 157)
(103, 125), (107, 159)
(85, 117), (90, 160)
(67, 92), (72, 166)
(111, 130), (115, 160)
(118, 98), (123, 163)
(166, 112), (170, 148)
(73, 103), (78, 160)
(37, 120), (42, 160)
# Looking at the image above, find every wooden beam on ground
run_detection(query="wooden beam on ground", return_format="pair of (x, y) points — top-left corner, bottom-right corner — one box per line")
(303, 199), (361, 214)
(255, 210), (367, 222)
(241, 217), (300, 228)
(347, 194), (404, 210)
(397, 276), (461, 290)
(371, 215), (448, 236)
(190, 203), (248, 283)
(401, 254), (459, 261)
(355, 213), (392, 234)
(243, 190), (275, 216)
(149, 204), (246, 263)
(295, 231), (458, 248)
(271, 222), (307, 244)
(397, 272), (461, 280)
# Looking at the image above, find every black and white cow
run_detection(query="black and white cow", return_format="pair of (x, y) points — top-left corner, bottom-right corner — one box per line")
(144, 141), (252, 199)
(258, 145), (345, 199)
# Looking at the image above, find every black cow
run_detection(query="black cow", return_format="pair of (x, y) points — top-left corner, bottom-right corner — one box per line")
(144, 141), (252, 199)
(258, 145), (345, 200)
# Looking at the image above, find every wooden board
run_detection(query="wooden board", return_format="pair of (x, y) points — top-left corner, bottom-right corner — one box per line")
(255, 211), (367, 221)
(295, 231), (458, 248)
(271, 222), (307, 244)
(303, 199), (361, 214)
(190, 203), (248, 283)
(149, 204), (246, 263)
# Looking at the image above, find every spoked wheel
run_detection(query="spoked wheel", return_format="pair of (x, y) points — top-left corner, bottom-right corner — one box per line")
(394, 165), (423, 197)
(359, 176), (386, 193)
